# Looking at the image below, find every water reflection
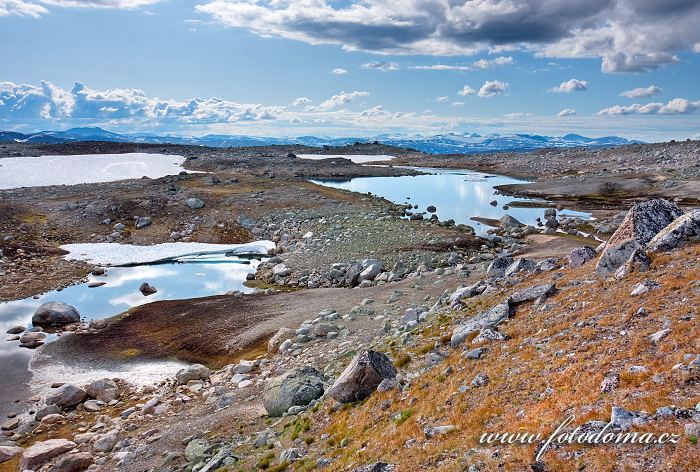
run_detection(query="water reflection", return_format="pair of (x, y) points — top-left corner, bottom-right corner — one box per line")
(311, 167), (590, 236)
(0, 256), (261, 417)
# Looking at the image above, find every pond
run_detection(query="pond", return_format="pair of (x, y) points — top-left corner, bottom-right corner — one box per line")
(311, 167), (591, 236)
(0, 254), (263, 418)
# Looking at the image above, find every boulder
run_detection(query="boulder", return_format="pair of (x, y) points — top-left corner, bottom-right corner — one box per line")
(509, 284), (556, 305)
(85, 379), (120, 403)
(93, 430), (119, 453)
(32, 301), (80, 327)
(354, 463), (396, 472)
(568, 246), (597, 267)
(48, 452), (94, 472)
(596, 199), (682, 278)
(185, 197), (205, 209)
(45, 384), (87, 409)
(499, 215), (522, 229)
(0, 446), (23, 464)
(614, 249), (650, 279)
(486, 256), (513, 278)
(647, 209), (700, 252)
(272, 263), (292, 278)
(35, 404), (61, 421)
(451, 303), (512, 348)
(268, 327), (296, 353)
(449, 281), (488, 308)
(358, 260), (383, 283)
(329, 350), (397, 403)
(175, 364), (211, 385)
(504, 258), (535, 277)
(19, 331), (46, 348)
(139, 283), (157, 295)
(135, 216), (152, 229)
(6, 326), (25, 335)
(20, 439), (76, 471)
(262, 366), (325, 417)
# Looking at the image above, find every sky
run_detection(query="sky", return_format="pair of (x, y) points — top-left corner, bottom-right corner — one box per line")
(1, 0), (699, 141)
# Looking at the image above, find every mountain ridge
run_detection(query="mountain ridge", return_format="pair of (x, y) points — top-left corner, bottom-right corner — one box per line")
(0, 127), (644, 154)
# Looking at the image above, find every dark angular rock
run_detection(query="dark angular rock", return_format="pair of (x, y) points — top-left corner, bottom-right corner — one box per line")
(329, 351), (397, 403)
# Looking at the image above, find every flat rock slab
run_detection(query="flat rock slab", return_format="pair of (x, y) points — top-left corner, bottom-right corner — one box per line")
(20, 439), (76, 471)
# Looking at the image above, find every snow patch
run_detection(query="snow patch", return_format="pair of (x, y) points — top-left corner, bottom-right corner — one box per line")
(0, 153), (196, 189)
(61, 241), (275, 266)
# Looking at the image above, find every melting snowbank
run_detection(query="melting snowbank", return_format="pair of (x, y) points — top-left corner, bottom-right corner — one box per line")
(61, 241), (275, 266)
(0, 153), (195, 189)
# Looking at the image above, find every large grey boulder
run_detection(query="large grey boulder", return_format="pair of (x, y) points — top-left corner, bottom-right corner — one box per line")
(451, 303), (512, 348)
(486, 256), (513, 278)
(596, 199), (682, 278)
(329, 350), (397, 404)
(504, 258), (535, 277)
(85, 379), (120, 403)
(32, 301), (80, 327)
(647, 209), (700, 252)
(20, 439), (76, 471)
(45, 384), (86, 410)
(93, 430), (120, 453)
(262, 366), (325, 416)
(568, 246), (597, 268)
(175, 364), (211, 385)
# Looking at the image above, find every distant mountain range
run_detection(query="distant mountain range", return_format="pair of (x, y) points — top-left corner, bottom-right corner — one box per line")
(0, 127), (643, 154)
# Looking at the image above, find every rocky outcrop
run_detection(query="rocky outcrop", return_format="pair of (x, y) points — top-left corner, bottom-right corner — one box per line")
(596, 199), (682, 278)
(32, 301), (80, 326)
(262, 366), (325, 416)
(486, 256), (513, 278)
(329, 350), (397, 403)
(647, 209), (700, 252)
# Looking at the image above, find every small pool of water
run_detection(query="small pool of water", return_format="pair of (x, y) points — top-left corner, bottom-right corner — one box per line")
(0, 255), (261, 417)
(311, 167), (591, 236)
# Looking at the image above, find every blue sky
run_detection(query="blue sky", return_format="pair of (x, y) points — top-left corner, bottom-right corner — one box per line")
(1, 0), (699, 141)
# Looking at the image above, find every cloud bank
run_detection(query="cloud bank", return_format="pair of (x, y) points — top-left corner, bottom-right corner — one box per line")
(597, 98), (700, 115)
(195, 0), (700, 73)
(0, 0), (160, 17)
(0, 81), (282, 123)
(620, 85), (662, 98)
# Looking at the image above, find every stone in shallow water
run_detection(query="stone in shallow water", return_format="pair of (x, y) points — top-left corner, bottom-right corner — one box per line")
(32, 301), (80, 327)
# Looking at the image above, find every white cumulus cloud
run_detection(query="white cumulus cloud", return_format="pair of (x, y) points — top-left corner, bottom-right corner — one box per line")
(549, 79), (589, 93)
(292, 97), (311, 106)
(331, 68), (347, 75)
(557, 108), (578, 117)
(310, 90), (369, 112)
(478, 80), (508, 98)
(458, 85), (476, 96)
(620, 85), (662, 98)
(0, 0), (160, 17)
(360, 61), (399, 72)
(472, 56), (513, 69)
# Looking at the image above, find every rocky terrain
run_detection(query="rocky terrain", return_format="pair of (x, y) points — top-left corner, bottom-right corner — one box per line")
(1, 140), (699, 472)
